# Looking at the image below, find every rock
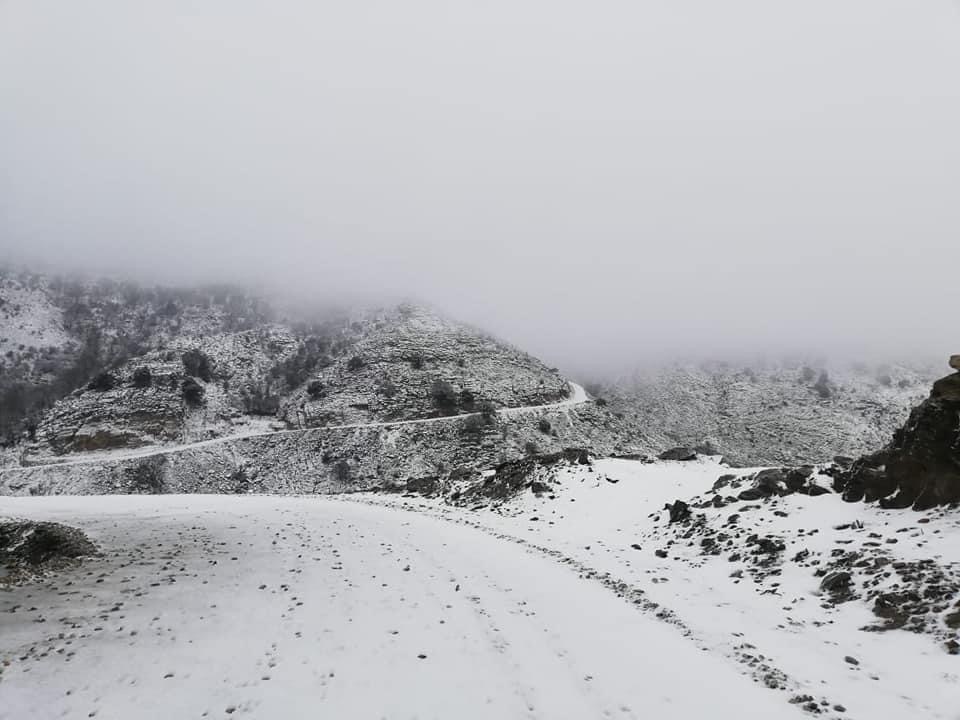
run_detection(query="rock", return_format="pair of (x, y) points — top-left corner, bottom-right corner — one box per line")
(655, 549), (669, 558)
(658, 447), (698, 461)
(844, 655), (859, 666)
(820, 571), (852, 595)
(713, 474), (737, 491)
(950, 355), (960, 371)
(666, 500), (691, 523)
(0, 520), (98, 567)
(835, 372), (960, 509)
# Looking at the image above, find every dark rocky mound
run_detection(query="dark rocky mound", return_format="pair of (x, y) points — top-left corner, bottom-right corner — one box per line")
(833, 366), (960, 510)
(1, 520), (98, 575)
(453, 448), (591, 504)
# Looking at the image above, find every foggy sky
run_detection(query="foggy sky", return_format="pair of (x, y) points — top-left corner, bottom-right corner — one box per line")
(2, 1), (959, 376)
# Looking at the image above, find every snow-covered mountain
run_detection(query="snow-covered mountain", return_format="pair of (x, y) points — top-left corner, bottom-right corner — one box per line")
(0, 267), (644, 494)
(595, 361), (936, 466)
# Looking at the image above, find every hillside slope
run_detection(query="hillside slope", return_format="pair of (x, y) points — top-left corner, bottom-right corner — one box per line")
(599, 362), (934, 466)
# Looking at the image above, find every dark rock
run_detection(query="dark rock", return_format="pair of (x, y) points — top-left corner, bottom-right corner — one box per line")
(820, 571), (852, 595)
(834, 370), (960, 509)
(658, 447), (698, 462)
(654, 549), (669, 558)
(666, 500), (691, 523)
(713, 474), (737, 491)
(0, 521), (98, 568)
(844, 655), (859, 666)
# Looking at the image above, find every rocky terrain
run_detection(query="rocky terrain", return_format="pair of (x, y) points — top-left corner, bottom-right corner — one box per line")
(596, 361), (936, 466)
(834, 362), (960, 510)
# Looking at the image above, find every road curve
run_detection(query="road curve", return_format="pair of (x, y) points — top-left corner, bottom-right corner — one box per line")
(0, 495), (789, 720)
(2, 381), (591, 474)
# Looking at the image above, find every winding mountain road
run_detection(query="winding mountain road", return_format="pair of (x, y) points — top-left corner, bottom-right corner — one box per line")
(0, 494), (790, 720)
(2, 382), (590, 474)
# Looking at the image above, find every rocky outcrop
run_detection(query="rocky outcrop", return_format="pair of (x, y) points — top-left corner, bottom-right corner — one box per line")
(834, 363), (960, 510)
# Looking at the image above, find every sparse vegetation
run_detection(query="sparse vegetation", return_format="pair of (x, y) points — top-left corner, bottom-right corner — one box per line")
(332, 459), (352, 482)
(429, 378), (458, 414)
(87, 371), (116, 392)
(181, 377), (205, 406)
(814, 371), (833, 399)
(241, 384), (280, 416)
(409, 352), (425, 370)
(181, 349), (212, 382)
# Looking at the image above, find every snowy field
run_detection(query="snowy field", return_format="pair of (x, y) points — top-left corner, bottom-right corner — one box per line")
(1, 493), (787, 720)
(2, 459), (958, 719)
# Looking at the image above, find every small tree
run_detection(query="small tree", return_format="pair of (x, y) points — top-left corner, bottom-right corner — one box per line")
(182, 349), (212, 382)
(814, 371), (832, 399)
(181, 377), (205, 407)
(429, 379), (458, 414)
(538, 418), (552, 434)
(306, 380), (323, 399)
(346, 356), (365, 371)
(132, 367), (152, 388)
(87, 372), (116, 392)
(409, 352), (425, 370)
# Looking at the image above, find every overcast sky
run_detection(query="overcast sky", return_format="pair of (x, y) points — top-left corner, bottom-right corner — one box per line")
(1, 1), (958, 375)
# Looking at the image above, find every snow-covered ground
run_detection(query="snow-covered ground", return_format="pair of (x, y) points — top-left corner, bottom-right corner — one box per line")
(3, 459), (957, 719)
(0, 488), (788, 720)
(361, 458), (960, 720)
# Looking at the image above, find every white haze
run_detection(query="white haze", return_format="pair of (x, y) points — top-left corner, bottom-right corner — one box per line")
(2, 1), (959, 376)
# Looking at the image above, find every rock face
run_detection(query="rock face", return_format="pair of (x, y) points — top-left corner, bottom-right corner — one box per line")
(835, 367), (960, 510)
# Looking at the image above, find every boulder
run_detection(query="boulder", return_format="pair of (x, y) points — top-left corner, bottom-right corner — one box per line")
(950, 355), (960, 371)
(658, 447), (698, 461)
(834, 370), (960, 510)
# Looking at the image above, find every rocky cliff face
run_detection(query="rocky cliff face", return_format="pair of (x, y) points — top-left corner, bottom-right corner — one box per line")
(834, 364), (960, 510)
(599, 361), (933, 466)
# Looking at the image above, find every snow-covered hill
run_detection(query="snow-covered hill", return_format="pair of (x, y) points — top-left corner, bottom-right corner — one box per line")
(598, 362), (935, 466)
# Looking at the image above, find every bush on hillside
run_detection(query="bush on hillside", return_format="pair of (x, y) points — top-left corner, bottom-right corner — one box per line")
(181, 377), (205, 407)
(182, 349), (212, 382)
(87, 372), (116, 392)
(132, 367), (152, 388)
(430, 379), (458, 414)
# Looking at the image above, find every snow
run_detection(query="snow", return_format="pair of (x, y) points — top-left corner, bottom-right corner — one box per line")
(3, 457), (957, 719)
(1, 494), (788, 720)
(362, 458), (960, 720)
(1, 382), (591, 474)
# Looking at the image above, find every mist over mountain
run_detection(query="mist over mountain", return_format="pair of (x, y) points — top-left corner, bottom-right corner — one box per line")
(3, 2), (959, 375)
